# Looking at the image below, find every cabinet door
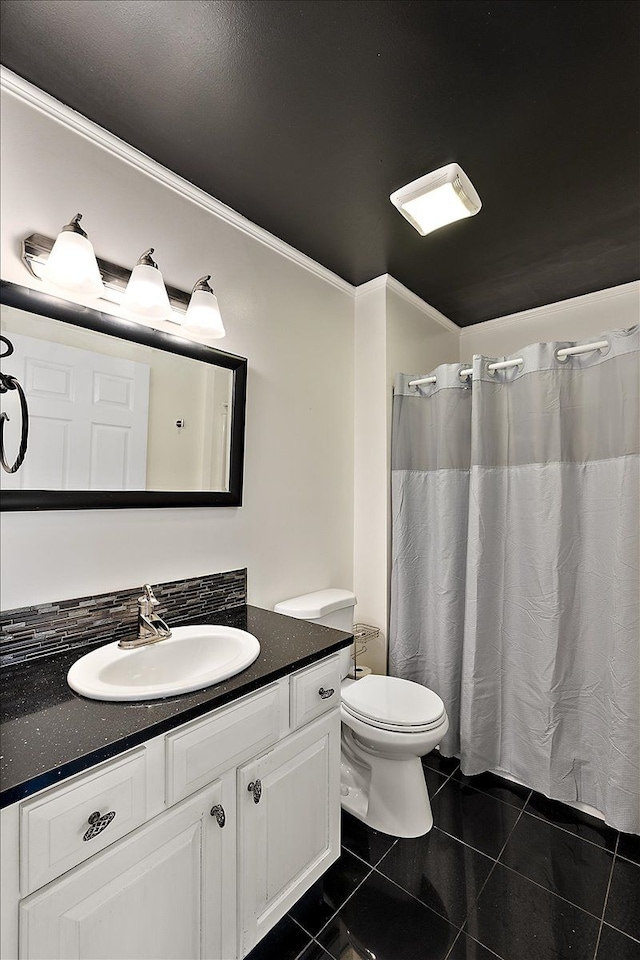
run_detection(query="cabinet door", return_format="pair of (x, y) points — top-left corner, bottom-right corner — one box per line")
(20, 775), (236, 960)
(238, 711), (341, 955)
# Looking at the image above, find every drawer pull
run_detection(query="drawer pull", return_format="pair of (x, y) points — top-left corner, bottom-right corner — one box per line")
(318, 687), (335, 699)
(247, 779), (262, 804)
(210, 804), (226, 828)
(82, 810), (116, 841)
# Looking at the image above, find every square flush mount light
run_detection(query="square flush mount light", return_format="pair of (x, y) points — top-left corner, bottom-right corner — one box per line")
(390, 162), (481, 236)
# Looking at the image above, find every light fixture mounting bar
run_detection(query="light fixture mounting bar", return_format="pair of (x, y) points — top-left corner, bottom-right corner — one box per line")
(21, 233), (191, 312)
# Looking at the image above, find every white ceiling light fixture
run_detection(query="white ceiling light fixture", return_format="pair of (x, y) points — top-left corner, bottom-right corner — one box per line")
(41, 213), (104, 295)
(122, 248), (172, 321)
(390, 163), (482, 236)
(184, 275), (225, 339)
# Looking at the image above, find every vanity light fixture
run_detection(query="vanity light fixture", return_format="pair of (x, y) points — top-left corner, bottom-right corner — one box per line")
(390, 163), (482, 236)
(183, 275), (225, 339)
(21, 229), (226, 332)
(40, 214), (104, 295)
(121, 248), (172, 321)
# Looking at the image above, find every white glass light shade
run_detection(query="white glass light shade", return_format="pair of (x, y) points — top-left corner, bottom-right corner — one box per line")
(184, 288), (225, 338)
(122, 262), (172, 321)
(41, 230), (104, 295)
(390, 163), (481, 236)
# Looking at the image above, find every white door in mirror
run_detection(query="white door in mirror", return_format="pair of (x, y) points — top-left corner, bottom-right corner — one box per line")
(67, 626), (260, 701)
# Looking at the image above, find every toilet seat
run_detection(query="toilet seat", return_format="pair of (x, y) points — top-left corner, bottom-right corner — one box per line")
(342, 675), (445, 733)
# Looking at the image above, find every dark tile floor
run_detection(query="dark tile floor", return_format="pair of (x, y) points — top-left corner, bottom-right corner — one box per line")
(246, 751), (640, 960)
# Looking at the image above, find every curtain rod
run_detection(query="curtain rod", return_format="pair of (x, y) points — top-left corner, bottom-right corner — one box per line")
(408, 339), (609, 388)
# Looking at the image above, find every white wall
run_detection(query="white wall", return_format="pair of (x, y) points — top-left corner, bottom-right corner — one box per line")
(353, 283), (387, 670)
(460, 281), (639, 359)
(353, 277), (459, 672)
(0, 76), (355, 611)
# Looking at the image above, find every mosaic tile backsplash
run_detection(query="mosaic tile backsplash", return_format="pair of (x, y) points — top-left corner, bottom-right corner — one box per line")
(0, 569), (247, 666)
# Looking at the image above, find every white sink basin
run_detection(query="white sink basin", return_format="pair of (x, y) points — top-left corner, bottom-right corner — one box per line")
(67, 625), (260, 701)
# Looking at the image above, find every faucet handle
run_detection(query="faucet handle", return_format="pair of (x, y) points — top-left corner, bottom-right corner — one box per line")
(138, 583), (160, 607)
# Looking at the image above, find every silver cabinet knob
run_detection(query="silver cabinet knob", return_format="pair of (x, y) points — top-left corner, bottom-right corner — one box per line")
(210, 804), (226, 827)
(247, 779), (262, 803)
(318, 687), (335, 699)
(83, 810), (116, 841)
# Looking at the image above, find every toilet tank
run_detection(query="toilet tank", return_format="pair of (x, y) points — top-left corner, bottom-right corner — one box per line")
(274, 589), (356, 677)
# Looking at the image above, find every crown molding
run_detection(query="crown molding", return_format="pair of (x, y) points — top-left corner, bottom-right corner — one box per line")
(353, 275), (387, 298)
(0, 67), (355, 298)
(355, 274), (460, 334)
(384, 275), (461, 334)
(459, 281), (640, 339)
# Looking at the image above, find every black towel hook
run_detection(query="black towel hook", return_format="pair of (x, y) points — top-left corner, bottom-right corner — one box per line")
(0, 335), (15, 359)
(0, 335), (29, 474)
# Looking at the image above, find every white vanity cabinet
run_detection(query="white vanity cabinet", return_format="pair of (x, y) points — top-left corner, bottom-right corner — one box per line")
(20, 774), (236, 960)
(238, 712), (340, 955)
(0, 653), (342, 960)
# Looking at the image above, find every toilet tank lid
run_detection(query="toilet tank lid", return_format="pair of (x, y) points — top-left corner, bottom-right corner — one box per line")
(274, 589), (356, 620)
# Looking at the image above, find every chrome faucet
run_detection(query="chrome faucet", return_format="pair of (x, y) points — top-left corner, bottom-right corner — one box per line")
(119, 584), (172, 649)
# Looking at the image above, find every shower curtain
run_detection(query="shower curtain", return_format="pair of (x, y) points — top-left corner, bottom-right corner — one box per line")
(390, 326), (639, 834)
(390, 365), (472, 756)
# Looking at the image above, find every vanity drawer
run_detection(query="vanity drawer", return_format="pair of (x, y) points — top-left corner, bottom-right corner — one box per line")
(166, 682), (283, 805)
(20, 749), (148, 895)
(291, 655), (341, 730)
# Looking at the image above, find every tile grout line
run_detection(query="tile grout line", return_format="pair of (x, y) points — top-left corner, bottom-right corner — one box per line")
(521, 804), (619, 855)
(598, 831), (640, 945)
(288, 919), (333, 960)
(599, 923), (640, 946)
(444, 925), (507, 960)
(615, 850), (640, 867)
(592, 832), (620, 960)
(426, 773), (451, 798)
(296, 858), (377, 945)
(431, 825), (503, 862)
(495, 800), (528, 863)
(454, 831), (511, 949)
(493, 858), (613, 924)
(443, 927), (466, 960)
(613, 834), (640, 867)
(289, 916), (336, 960)
(369, 862), (467, 934)
(340, 836), (398, 870)
(289, 919), (316, 960)
(339, 842), (374, 868)
(373, 837), (399, 869)
(306, 944), (333, 960)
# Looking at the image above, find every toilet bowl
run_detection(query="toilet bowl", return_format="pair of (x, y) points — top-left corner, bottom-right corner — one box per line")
(274, 589), (449, 839)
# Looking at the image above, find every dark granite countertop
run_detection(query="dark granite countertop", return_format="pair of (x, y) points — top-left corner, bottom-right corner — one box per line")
(0, 605), (352, 808)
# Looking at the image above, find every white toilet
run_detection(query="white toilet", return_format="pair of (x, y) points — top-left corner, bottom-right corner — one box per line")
(274, 589), (449, 838)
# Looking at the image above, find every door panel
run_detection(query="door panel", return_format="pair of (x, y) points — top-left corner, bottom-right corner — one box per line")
(265, 739), (329, 903)
(1, 333), (149, 490)
(238, 711), (340, 954)
(89, 423), (130, 490)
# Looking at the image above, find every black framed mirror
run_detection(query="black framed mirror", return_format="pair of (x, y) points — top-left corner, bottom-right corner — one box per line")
(0, 280), (246, 509)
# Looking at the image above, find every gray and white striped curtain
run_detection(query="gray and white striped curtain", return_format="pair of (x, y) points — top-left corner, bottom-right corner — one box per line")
(390, 326), (639, 833)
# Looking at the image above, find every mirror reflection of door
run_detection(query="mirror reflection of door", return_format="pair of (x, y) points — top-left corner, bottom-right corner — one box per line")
(0, 304), (235, 493)
(1, 333), (149, 490)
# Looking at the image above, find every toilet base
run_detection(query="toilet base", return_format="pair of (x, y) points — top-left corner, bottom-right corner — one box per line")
(340, 728), (434, 838)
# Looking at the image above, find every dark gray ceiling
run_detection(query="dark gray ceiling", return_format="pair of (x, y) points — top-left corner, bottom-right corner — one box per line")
(1, 0), (639, 325)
